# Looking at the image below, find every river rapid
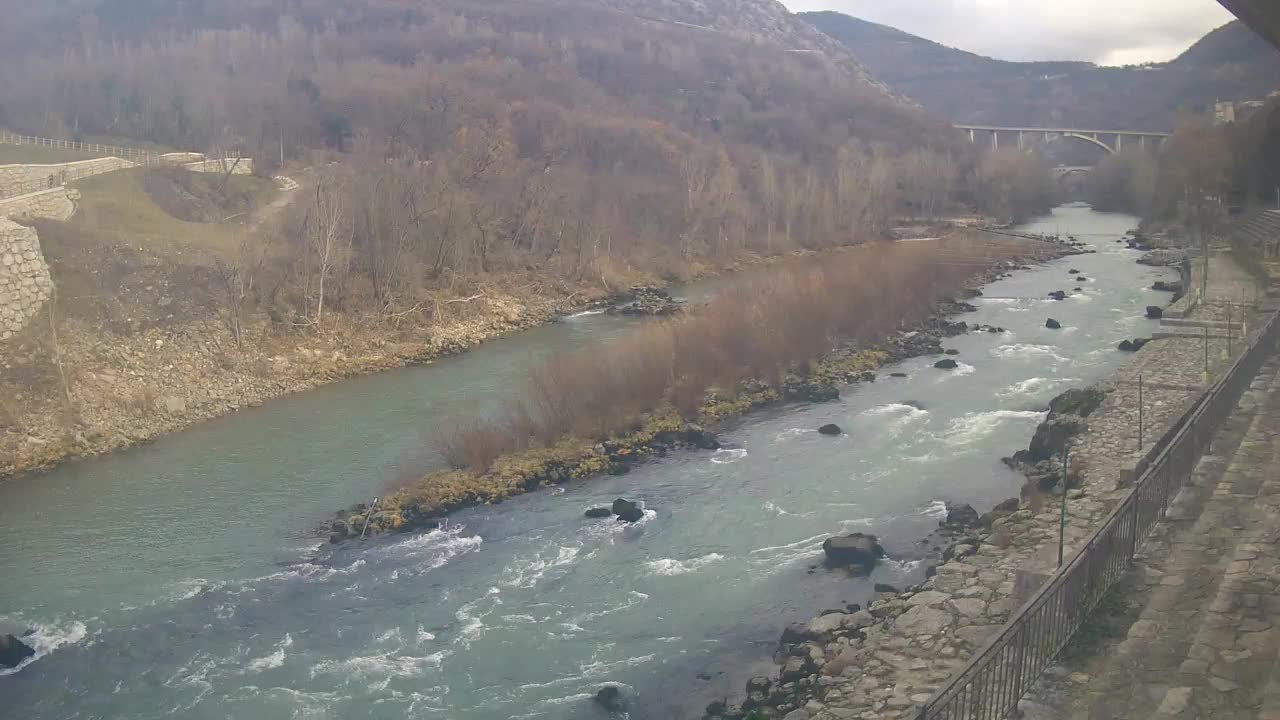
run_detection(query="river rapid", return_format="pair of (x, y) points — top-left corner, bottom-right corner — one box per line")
(0, 205), (1174, 719)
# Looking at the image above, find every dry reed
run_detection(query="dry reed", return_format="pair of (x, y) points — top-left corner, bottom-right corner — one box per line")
(437, 235), (1038, 471)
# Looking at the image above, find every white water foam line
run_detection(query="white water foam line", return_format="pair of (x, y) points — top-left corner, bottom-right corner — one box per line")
(645, 553), (725, 577)
(943, 409), (1045, 447)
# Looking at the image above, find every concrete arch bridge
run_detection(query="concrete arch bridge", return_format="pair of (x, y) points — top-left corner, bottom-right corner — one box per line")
(955, 125), (1171, 155)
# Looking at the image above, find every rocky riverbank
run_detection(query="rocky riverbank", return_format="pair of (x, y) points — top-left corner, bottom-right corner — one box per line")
(698, 247), (1248, 720)
(330, 247), (1075, 543)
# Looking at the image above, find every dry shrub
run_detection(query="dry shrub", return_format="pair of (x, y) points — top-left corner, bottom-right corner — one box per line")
(438, 235), (1034, 471)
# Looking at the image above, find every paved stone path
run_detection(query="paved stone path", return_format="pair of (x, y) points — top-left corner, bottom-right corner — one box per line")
(1023, 354), (1280, 720)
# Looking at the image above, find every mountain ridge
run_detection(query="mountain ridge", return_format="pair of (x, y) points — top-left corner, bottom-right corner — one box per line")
(802, 12), (1280, 130)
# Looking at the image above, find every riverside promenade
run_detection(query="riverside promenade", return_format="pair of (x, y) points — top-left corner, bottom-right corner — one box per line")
(728, 248), (1276, 720)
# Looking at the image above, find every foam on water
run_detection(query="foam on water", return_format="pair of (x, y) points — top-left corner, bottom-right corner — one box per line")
(991, 344), (1069, 364)
(0, 617), (90, 676)
(944, 410), (1045, 446)
(645, 553), (725, 576)
(309, 650), (451, 692)
(566, 309), (605, 319)
(711, 448), (749, 464)
(502, 545), (581, 589)
(246, 633), (293, 672)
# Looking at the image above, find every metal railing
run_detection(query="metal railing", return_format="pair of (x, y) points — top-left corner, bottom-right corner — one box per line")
(0, 130), (160, 164)
(917, 306), (1280, 720)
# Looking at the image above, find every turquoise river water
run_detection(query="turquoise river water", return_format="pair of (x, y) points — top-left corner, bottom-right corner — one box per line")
(0, 205), (1173, 719)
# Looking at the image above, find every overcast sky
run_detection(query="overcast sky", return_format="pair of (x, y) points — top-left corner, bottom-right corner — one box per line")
(783, 0), (1237, 65)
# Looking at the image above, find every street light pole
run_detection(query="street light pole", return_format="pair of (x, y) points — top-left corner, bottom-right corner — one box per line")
(1058, 443), (1071, 569)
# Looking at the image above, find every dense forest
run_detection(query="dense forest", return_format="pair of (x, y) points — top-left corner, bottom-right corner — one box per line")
(804, 12), (1280, 131)
(0, 0), (1058, 327)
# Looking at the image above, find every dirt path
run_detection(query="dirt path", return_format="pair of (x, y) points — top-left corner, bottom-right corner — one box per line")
(243, 174), (301, 234)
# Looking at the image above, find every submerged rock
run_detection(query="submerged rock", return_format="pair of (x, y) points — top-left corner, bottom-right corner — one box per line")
(1048, 290), (1066, 301)
(1118, 338), (1150, 352)
(943, 348), (960, 355)
(0, 634), (35, 669)
(933, 358), (958, 370)
(817, 423), (842, 436)
(612, 498), (645, 523)
(902, 400), (926, 411)
(1068, 268), (1080, 274)
(1152, 280), (1182, 293)
(584, 507), (613, 518)
(1045, 318), (1061, 329)
(889, 372), (908, 378)
(1146, 305), (1163, 319)
(595, 685), (628, 712)
(821, 532), (885, 572)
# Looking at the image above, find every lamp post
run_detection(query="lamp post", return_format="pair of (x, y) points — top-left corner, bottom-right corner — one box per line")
(1058, 443), (1071, 569)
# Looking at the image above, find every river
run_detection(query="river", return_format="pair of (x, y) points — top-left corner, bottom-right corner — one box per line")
(0, 205), (1173, 719)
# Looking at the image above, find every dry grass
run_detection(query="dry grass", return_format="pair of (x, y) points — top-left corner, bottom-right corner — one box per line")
(438, 235), (1038, 471)
(69, 168), (276, 259)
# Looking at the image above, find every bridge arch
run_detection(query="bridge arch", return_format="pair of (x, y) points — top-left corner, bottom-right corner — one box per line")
(1061, 132), (1116, 155)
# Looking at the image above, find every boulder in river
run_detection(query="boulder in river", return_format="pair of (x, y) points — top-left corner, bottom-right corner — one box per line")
(934, 358), (958, 370)
(584, 507), (613, 518)
(944, 348), (960, 355)
(594, 685), (628, 713)
(1028, 416), (1088, 463)
(1152, 280), (1182, 293)
(1045, 318), (1061, 329)
(1048, 290), (1066, 301)
(1068, 269), (1080, 274)
(822, 532), (885, 573)
(0, 633), (35, 669)
(1049, 387), (1106, 417)
(889, 372), (908, 378)
(817, 423), (842, 436)
(944, 502), (981, 528)
(612, 498), (645, 523)
(1076, 276), (1089, 282)
(1146, 305), (1163, 319)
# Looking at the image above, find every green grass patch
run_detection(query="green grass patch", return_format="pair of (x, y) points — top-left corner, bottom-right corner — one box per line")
(1058, 573), (1143, 668)
(69, 168), (277, 258)
(0, 144), (105, 164)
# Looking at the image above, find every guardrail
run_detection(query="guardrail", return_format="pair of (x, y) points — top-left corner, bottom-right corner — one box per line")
(916, 305), (1280, 720)
(0, 130), (159, 164)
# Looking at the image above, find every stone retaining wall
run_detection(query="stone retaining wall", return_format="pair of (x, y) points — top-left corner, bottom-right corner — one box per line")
(0, 157), (135, 199)
(0, 187), (76, 222)
(0, 218), (54, 341)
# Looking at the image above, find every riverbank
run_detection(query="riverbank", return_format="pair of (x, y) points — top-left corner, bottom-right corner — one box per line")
(334, 238), (1073, 542)
(703, 246), (1263, 720)
(1, 246), (843, 480)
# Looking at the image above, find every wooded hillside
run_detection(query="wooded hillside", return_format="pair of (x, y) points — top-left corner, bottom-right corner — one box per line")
(804, 13), (1280, 131)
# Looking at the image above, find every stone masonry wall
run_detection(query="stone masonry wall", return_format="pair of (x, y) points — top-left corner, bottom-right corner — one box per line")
(0, 218), (54, 341)
(0, 157), (135, 199)
(0, 187), (76, 222)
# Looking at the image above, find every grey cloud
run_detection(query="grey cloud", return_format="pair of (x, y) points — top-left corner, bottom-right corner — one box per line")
(784, 0), (1236, 64)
